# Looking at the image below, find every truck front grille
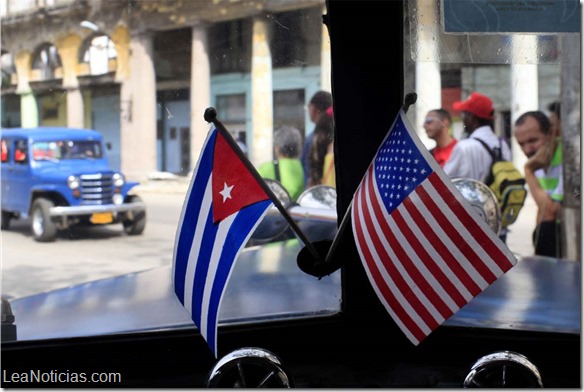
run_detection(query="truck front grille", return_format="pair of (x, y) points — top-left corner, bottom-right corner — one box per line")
(79, 173), (114, 205)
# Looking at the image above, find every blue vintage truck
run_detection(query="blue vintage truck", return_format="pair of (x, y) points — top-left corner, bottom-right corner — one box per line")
(1, 127), (146, 242)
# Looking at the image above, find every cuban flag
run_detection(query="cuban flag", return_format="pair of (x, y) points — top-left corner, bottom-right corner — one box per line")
(173, 127), (272, 357)
(351, 110), (517, 346)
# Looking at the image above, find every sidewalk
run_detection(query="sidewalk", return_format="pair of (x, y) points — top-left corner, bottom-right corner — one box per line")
(135, 171), (537, 258)
(133, 172), (190, 195)
(506, 193), (536, 258)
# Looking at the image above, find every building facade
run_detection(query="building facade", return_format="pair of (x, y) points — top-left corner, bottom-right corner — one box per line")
(0, 0), (571, 181)
(1, 0), (329, 180)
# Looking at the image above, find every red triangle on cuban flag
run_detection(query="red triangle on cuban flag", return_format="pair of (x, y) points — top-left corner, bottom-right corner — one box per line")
(211, 131), (270, 224)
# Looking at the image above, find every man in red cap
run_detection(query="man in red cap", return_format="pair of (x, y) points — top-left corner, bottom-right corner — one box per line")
(444, 92), (512, 242)
(444, 92), (511, 181)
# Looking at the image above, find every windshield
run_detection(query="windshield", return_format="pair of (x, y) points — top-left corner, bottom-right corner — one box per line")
(0, 0), (580, 345)
(33, 140), (103, 160)
(1, 0), (342, 342)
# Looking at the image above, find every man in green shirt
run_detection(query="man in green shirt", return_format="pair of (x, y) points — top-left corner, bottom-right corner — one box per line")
(258, 126), (305, 201)
(514, 111), (563, 258)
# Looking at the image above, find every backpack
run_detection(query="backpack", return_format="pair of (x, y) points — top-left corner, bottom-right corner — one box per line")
(475, 138), (527, 228)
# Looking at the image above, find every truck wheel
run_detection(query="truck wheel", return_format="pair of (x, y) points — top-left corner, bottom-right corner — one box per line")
(1, 211), (11, 230)
(31, 198), (58, 242)
(123, 195), (146, 235)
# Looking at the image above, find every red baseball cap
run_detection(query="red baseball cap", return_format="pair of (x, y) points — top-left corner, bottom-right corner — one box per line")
(453, 92), (494, 120)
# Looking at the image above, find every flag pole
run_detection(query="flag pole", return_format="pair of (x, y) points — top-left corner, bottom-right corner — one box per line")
(297, 93), (418, 278)
(203, 107), (323, 263)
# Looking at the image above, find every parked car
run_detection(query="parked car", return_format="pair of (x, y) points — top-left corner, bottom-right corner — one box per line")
(1, 127), (146, 242)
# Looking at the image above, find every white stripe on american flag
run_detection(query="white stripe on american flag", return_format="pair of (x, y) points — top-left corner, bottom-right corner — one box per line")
(354, 172), (435, 340)
(362, 170), (447, 324)
(360, 169), (446, 329)
(406, 189), (488, 293)
(352, 183), (425, 345)
(184, 175), (214, 313)
(421, 180), (507, 279)
(394, 201), (474, 303)
(388, 206), (462, 313)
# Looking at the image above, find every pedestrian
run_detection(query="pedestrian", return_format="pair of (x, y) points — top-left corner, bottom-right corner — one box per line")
(232, 130), (248, 156)
(513, 110), (563, 258)
(301, 91), (332, 187)
(444, 92), (511, 181)
(307, 105), (334, 188)
(257, 125), (304, 201)
(423, 108), (457, 167)
(547, 100), (561, 138)
(321, 106), (336, 188)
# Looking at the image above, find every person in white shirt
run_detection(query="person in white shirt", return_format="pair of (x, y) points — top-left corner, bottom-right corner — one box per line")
(444, 92), (511, 181)
(444, 92), (512, 243)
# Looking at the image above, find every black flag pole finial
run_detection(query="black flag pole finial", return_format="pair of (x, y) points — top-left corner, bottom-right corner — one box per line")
(401, 92), (417, 113)
(204, 107), (218, 123)
(297, 92), (419, 278)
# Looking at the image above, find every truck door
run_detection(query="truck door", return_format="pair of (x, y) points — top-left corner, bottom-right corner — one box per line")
(1, 138), (12, 211)
(2, 138), (32, 215)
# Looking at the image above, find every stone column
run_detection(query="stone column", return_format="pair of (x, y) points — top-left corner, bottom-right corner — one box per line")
(57, 34), (84, 128)
(190, 24), (211, 166)
(414, 0), (441, 148)
(250, 15), (273, 166)
(510, 35), (539, 172)
(14, 51), (38, 128)
(119, 32), (157, 181)
(65, 89), (84, 129)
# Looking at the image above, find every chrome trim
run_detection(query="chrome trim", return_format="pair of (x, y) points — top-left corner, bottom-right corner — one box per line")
(49, 201), (146, 217)
(464, 351), (543, 388)
(288, 206), (337, 221)
(207, 347), (293, 388)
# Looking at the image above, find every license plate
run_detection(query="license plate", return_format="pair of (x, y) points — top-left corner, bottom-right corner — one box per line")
(90, 212), (113, 224)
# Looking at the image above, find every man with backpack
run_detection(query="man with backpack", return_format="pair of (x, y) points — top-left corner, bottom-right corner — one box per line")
(444, 92), (513, 242)
(444, 92), (512, 180)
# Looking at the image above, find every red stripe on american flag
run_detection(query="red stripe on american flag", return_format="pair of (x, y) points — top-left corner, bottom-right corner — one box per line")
(393, 197), (469, 309)
(429, 174), (515, 274)
(353, 181), (426, 344)
(400, 195), (482, 299)
(415, 175), (498, 283)
(362, 172), (442, 330)
(364, 171), (451, 323)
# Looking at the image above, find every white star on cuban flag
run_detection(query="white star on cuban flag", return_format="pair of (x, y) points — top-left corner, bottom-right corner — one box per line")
(219, 182), (233, 202)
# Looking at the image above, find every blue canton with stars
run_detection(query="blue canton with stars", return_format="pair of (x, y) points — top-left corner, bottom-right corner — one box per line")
(374, 116), (433, 215)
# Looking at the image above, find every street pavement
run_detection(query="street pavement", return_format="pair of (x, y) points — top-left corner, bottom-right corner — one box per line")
(135, 173), (537, 259)
(506, 194), (536, 258)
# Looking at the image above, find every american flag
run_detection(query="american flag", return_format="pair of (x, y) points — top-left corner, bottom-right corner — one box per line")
(173, 126), (272, 357)
(351, 110), (517, 345)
